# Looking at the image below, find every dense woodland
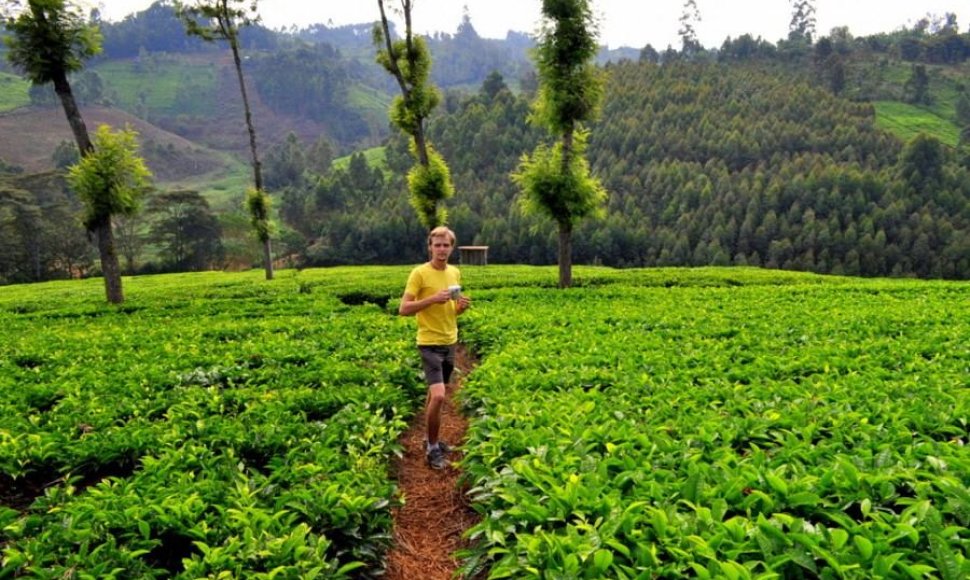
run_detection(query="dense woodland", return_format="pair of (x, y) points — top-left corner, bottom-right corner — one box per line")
(276, 63), (970, 278)
(1, 3), (970, 282)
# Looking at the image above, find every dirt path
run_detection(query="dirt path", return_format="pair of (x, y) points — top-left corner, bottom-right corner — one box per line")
(385, 345), (480, 579)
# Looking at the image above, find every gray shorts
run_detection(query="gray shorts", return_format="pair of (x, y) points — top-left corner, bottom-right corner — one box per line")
(418, 344), (455, 386)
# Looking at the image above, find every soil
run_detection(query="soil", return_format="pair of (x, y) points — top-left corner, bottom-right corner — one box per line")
(384, 345), (480, 580)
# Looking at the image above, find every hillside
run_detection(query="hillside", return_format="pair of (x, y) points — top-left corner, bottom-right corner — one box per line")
(0, 105), (226, 181)
(3, 5), (970, 282)
(282, 59), (970, 279)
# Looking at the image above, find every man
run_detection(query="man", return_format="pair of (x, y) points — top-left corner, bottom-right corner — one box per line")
(399, 226), (472, 469)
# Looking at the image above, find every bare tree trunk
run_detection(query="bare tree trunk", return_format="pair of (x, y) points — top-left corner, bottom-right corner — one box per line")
(262, 237), (273, 280)
(52, 73), (92, 154)
(561, 127), (574, 174)
(558, 221), (572, 289)
(558, 125), (575, 288)
(229, 37), (273, 280)
(230, 38), (261, 192)
(94, 215), (124, 304)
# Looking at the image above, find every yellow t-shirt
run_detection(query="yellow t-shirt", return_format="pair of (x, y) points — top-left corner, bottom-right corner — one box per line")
(404, 262), (461, 345)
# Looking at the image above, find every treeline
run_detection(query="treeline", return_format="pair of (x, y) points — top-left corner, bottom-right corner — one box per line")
(98, 1), (278, 58)
(4, 63), (968, 283)
(712, 15), (970, 68)
(0, 172), (232, 283)
(273, 63), (969, 279)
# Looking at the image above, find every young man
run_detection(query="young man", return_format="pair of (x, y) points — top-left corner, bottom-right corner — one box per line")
(399, 226), (472, 469)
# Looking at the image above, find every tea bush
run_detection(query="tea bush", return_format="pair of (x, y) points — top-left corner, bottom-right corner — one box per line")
(457, 273), (969, 578)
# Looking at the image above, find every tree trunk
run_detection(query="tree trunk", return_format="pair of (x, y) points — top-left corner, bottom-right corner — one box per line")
(52, 72), (92, 154)
(53, 71), (126, 302)
(230, 39), (262, 192)
(558, 221), (572, 289)
(229, 38), (273, 280)
(557, 125), (575, 289)
(94, 215), (124, 304)
(561, 126), (574, 174)
(262, 237), (274, 280)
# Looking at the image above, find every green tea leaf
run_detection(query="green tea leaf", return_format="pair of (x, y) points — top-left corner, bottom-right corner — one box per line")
(853, 535), (874, 561)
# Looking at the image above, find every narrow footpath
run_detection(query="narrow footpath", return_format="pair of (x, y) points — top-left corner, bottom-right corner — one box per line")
(385, 345), (480, 579)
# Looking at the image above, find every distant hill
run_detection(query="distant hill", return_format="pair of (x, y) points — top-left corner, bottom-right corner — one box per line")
(0, 105), (225, 181)
(3, 2), (970, 282)
(282, 58), (970, 279)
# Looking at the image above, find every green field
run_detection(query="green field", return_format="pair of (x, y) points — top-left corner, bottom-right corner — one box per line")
(0, 266), (967, 577)
(0, 72), (30, 112)
(332, 146), (387, 172)
(93, 57), (218, 116)
(346, 85), (392, 117)
(172, 152), (253, 210)
(874, 100), (961, 147)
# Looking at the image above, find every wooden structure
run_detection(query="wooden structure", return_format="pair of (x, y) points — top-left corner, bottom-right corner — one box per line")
(458, 246), (489, 266)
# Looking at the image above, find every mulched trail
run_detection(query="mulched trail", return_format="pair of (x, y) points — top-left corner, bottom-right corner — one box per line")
(385, 345), (480, 580)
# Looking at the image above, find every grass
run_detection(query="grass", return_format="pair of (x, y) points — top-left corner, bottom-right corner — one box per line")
(93, 57), (217, 115)
(347, 85), (392, 116)
(0, 72), (30, 112)
(873, 100), (960, 146)
(332, 146), (388, 171)
(154, 146), (252, 211)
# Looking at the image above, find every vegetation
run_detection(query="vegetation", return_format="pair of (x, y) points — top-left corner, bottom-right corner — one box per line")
(2, 4), (970, 282)
(92, 56), (218, 116)
(3, 0), (139, 304)
(514, 0), (606, 288)
(0, 71), (29, 111)
(279, 62), (970, 279)
(0, 267), (424, 577)
(175, 0), (273, 280)
(457, 268), (969, 577)
(0, 266), (966, 577)
(0, 171), (92, 283)
(873, 101), (961, 147)
(375, 0), (454, 230)
(3, 0), (100, 153)
(67, 124), (153, 302)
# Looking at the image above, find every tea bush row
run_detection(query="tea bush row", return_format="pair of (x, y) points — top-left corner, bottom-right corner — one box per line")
(457, 275), (969, 578)
(0, 268), (423, 577)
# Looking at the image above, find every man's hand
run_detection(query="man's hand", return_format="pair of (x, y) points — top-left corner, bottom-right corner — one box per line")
(456, 295), (471, 314)
(431, 289), (452, 303)
(399, 289), (453, 316)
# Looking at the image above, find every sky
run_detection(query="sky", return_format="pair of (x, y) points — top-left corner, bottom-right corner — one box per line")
(90, 0), (970, 50)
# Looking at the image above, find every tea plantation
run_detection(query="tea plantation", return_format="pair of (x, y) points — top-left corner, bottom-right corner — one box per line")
(0, 266), (966, 578)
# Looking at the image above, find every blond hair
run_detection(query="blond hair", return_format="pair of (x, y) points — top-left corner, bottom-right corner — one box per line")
(427, 226), (456, 247)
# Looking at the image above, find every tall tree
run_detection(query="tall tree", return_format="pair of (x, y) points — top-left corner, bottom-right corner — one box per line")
(903, 64), (931, 105)
(148, 190), (224, 271)
(512, 0), (606, 288)
(789, 0), (816, 43)
(3, 0), (133, 302)
(678, 0), (702, 57)
(263, 132), (306, 190)
(3, 0), (96, 154)
(374, 0), (455, 229)
(175, 0), (273, 279)
(66, 125), (152, 301)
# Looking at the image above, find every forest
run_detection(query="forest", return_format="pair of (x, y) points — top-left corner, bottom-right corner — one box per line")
(1, 2), (969, 282)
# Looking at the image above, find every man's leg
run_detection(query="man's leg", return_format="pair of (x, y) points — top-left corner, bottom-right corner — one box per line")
(425, 382), (446, 446)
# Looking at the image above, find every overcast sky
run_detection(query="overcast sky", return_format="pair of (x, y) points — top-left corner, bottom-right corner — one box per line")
(90, 0), (970, 50)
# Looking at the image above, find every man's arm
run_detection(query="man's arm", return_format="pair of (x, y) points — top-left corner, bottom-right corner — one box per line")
(399, 290), (451, 316)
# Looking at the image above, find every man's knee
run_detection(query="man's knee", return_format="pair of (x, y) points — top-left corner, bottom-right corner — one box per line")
(428, 382), (446, 404)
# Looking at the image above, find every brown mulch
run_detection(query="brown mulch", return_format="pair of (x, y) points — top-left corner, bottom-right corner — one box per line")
(384, 345), (480, 580)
